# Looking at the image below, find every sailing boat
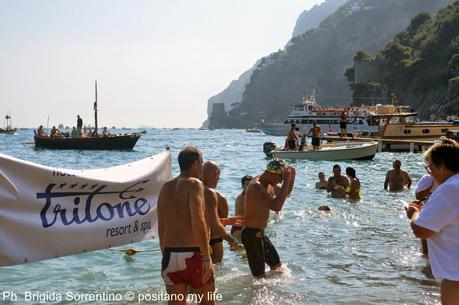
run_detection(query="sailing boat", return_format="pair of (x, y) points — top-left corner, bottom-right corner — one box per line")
(0, 114), (17, 134)
(34, 81), (141, 150)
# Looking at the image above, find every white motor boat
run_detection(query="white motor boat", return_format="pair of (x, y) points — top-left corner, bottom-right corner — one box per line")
(268, 141), (378, 161)
(257, 91), (378, 136)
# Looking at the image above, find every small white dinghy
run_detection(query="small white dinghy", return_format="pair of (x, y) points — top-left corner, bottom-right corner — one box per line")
(269, 141), (378, 161)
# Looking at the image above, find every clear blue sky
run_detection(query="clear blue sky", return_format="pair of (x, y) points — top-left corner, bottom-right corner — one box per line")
(0, 0), (324, 128)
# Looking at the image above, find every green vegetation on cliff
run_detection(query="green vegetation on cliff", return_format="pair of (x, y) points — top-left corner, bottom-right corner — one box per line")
(349, 1), (459, 117)
(236, 0), (451, 124)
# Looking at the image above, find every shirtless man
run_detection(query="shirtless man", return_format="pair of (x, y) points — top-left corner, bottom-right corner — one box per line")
(231, 175), (253, 242)
(157, 147), (214, 305)
(286, 123), (298, 151)
(327, 164), (349, 198)
(242, 160), (295, 278)
(306, 120), (322, 150)
(202, 161), (241, 263)
(384, 159), (412, 191)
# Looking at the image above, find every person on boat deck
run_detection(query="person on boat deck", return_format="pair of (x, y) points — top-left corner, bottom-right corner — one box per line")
(37, 125), (48, 137)
(339, 111), (347, 137)
(83, 128), (93, 138)
(306, 120), (322, 151)
(315, 171), (328, 189)
(232, 175), (253, 243)
(71, 126), (81, 138)
(242, 159), (295, 278)
(202, 161), (242, 264)
(345, 167), (361, 200)
(77, 115), (83, 131)
(299, 132), (307, 151)
(50, 126), (61, 138)
(294, 127), (300, 149)
(406, 139), (459, 305)
(286, 123), (298, 151)
(102, 127), (111, 137)
(327, 164), (349, 198)
(157, 147), (215, 305)
(384, 159), (412, 192)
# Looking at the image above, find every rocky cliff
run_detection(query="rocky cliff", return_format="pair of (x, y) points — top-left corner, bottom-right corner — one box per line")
(203, 0), (346, 129)
(234, 0), (452, 126)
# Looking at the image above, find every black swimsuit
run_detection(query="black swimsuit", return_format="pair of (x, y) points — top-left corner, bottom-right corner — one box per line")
(241, 227), (280, 277)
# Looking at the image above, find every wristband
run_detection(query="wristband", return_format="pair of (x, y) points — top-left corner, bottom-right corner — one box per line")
(201, 257), (211, 263)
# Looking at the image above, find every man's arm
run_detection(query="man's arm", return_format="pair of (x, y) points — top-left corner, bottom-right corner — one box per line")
(384, 172), (389, 190)
(406, 204), (435, 239)
(259, 168), (293, 212)
(327, 177), (333, 193)
(235, 194), (244, 216)
(217, 193), (229, 218)
(404, 172), (412, 189)
(411, 221), (435, 239)
(415, 187), (431, 201)
(287, 167), (296, 195)
(206, 190), (235, 245)
(189, 180), (211, 258)
(157, 189), (165, 253)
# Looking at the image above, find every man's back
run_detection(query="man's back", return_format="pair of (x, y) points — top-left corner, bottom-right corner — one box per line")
(158, 176), (206, 248)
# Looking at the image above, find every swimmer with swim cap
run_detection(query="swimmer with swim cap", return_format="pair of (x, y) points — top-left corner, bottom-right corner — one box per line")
(266, 159), (286, 175)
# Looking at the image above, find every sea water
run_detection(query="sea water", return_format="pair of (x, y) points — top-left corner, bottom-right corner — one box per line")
(0, 129), (440, 304)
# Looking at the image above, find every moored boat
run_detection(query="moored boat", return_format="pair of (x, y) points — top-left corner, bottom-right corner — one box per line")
(267, 141), (378, 161)
(0, 115), (17, 134)
(34, 133), (141, 150)
(33, 81), (141, 150)
(257, 91), (378, 136)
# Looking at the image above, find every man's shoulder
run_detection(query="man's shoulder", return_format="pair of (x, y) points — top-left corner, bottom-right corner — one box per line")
(170, 176), (203, 189)
(204, 185), (217, 196)
(246, 180), (262, 193)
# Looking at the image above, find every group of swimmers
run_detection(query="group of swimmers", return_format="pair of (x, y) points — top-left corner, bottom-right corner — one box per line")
(157, 139), (459, 305)
(314, 164), (361, 200)
(157, 147), (295, 304)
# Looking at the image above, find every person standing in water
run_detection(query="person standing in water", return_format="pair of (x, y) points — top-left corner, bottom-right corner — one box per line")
(345, 167), (361, 200)
(157, 147), (215, 305)
(202, 161), (241, 263)
(242, 160), (295, 278)
(406, 140), (459, 305)
(384, 159), (412, 191)
(231, 175), (253, 243)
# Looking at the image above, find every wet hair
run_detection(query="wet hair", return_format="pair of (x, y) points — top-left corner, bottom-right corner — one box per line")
(178, 146), (202, 171)
(333, 164), (341, 170)
(424, 139), (459, 172)
(241, 175), (253, 185)
(346, 166), (359, 183)
(318, 205), (331, 212)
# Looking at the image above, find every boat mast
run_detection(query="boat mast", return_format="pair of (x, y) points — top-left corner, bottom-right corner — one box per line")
(94, 80), (98, 135)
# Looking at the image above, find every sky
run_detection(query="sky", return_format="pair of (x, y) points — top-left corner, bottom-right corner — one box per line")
(0, 0), (324, 128)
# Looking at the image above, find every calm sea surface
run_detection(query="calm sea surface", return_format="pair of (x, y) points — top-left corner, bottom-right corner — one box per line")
(0, 129), (440, 305)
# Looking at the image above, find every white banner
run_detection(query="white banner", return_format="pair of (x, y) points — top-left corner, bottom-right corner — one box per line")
(0, 151), (172, 267)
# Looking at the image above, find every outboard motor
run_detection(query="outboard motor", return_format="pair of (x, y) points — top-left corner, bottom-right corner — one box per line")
(263, 142), (277, 158)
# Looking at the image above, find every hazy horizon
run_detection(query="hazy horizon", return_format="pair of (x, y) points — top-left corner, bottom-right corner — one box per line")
(0, 0), (324, 129)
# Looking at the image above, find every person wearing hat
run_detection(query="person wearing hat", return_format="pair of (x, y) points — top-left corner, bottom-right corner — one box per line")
(241, 159), (295, 278)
